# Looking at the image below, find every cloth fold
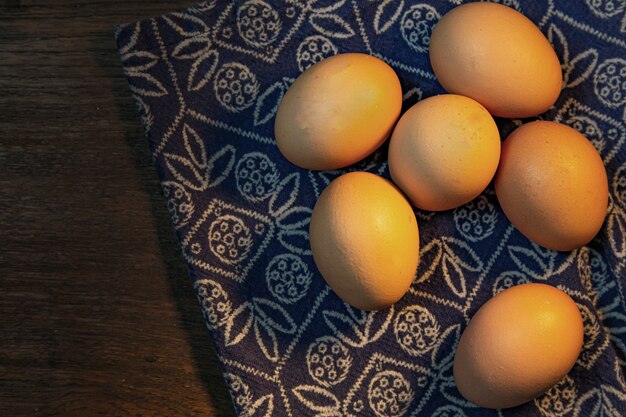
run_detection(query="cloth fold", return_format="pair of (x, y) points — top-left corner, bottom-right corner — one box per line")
(116, 1), (626, 415)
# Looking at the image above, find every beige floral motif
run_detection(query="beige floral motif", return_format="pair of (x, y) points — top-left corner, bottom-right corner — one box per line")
(195, 279), (233, 329)
(266, 254), (312, 303)
(368, 370), (413, 417)
(307, 336), (352, 387)
(394, 306), (440, 356)
(237, 0), (282, 47)
(400, 4), (439, 53)
(296, 35), (338, 72)
(453, 195), (497, 242)
(162, 181), (194, 228)
(594, 58), (626, 108)
(235, 152), (280, 202)
(208, 215), (253, 265)
(214, 63), (260, 112)
(535, 376), (577, 417)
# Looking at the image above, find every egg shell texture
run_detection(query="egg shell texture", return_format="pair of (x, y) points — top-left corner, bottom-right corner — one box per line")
(274, 53), (402, 170)
(495, 121), (608, 251)
(454, 283), (584, 409)
(429, 2), (562, 118)
(389, 94), (501, 211)
(309, 172), (419, 311)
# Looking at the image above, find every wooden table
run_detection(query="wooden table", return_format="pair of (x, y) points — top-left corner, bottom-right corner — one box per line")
(0, 1), (236, 415)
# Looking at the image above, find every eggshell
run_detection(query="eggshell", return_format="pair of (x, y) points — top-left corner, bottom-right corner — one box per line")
(495, 121), (608, 251)
(274, 53), (402, 170)
(388, 94), (500, 211)
(309, 172), (419, 310)
(454, 283), (583, 409)
(429, 2), (562, 118)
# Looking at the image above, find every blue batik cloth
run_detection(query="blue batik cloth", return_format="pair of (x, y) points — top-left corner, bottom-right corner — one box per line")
(116, 1), (626, 416)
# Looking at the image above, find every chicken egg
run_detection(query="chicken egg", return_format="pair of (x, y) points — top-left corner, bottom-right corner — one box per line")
(429, 2), (562, 118)
(495, 121), (608, 251)
(454, 283), (584, 409)
(388, 94), (500, 211)
(309, 172), (419, 311)
(274, 53), (402, 170)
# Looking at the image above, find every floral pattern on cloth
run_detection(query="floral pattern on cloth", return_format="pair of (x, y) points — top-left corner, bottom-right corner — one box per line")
(116, 1), (626, 416)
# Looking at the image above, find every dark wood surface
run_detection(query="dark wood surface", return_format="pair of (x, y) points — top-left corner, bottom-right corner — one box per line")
(0, 1), (236, 415)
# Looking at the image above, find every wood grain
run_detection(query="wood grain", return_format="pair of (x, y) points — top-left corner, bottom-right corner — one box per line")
(0, 1), (236, 415)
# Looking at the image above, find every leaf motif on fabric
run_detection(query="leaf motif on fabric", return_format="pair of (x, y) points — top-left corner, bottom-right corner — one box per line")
(309, 13), (356, 39)
(224, 302), (254, 346)
(188, 50), (219, 92)
(253, 298), (297, 334)
(248, 394), (274, 417)
(254, 318), (279, 361)
(565, 49), (599, 88)
(344, 302), (367, 325)
(415, 239), (443, 284)
(129, 72), (168, 97)
(573, 388), (602, 417)
(572, 385), (626, 417)
(441, 253), (466, 298)
(374, 0), (405, 34)
(207, 145), (236, 188)
(292, 385), (340, 412)
(133, 94), (154, 133)
(441, 237), (482, 272)
(322, 305), (393, 348)
(172, 36), (212, 60)
(269, 173), (300, 217)
(431, 324), (461, 370)
(276, 206), (312, 230)
(254, 81), (286, 126)
(278, 229), (311, 255)
(163, 12), (209, 37)
(547, 23), (569, 67)
(310, 0), (346, 14)
(508, 246), (550, 280)
(118, 22), (141, 55)
(122, 51), (159, 72)
(182, 124), (208, 169)
(322, 310), (365, 347)
(365, 306), (394, 345)
(164, 152), (208, 190)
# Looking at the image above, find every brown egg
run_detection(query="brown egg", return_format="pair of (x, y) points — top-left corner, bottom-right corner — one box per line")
(429, 2), (562, 118)
(388, 94), (500, 211)
(274, 53), (402, 170)
(495, 121), (608, 251)
(309, 172), (419, 311)
(454, 283), (584, 409)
